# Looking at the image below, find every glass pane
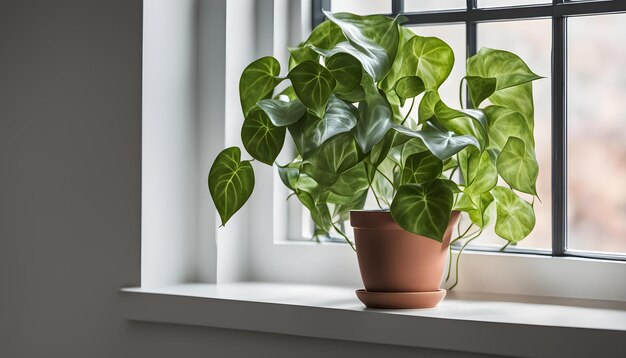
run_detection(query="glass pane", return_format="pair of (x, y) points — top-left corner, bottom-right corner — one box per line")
(404, 0), (466, 12)
(567, 14), (626, 255)
(478, 0), (548, 7)
(330, 0), (391, 15)
(469, 19), (552, 250)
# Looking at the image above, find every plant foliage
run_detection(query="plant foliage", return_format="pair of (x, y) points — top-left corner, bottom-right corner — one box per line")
(209, 12), (540, 258)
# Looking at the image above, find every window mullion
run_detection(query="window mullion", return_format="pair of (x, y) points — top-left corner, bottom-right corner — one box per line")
(465, 0), (477, 108)
(552, 0), (567, 256)
(392, 0), (404, 16)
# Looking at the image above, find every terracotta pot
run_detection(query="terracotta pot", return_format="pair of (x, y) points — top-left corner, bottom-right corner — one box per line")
(350, 210), (461, 308)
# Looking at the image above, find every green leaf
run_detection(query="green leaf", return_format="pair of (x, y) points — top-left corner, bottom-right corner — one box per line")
(465, 76), (496, 108)
(239, 57), (283, 117)
(490, 82), (535, 131)
(208, 147), (255, 226)
(390, 180), (454, 242)
(401, 151), (443, 184)
(484, 105), (533, 151)
(467, 48), (542, 91)
(304, 20), (346, 50)
(288, 46), (319, 70)
(379, 27), (417, 95)
(369, 130), (395, 167)
(296, 190), (333, 234)
(418, 90), (440, 124)
(496, 136), (538, 196)
(401, 35), (455, 90)
(468, 192), (494, 227)
(288, 96), (358, 158)
(304, 132), (363, 182)
(327, 162), (369, 196)
(389, 137), (428, 168)
(257, 98), (307, 127)
(467, 48), (540, 131)
(454, 193), (477, 212)
(492, 186), (535, 243)
(325, 52), (362, 93)
(323, 12), (394, 81)
(463, 149), (497, 196)
(352, 79), (394, 153)
(288, 61), (336, 118)
(241, 110), (286, 165)
(428, 100), (488, 147)
(392, 123), (479, 160)
(395, 76), (426, 100)
(325, 12), (400, 66)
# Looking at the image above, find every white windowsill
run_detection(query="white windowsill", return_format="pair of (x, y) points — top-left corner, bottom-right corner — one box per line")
(120, 282), (626, 357)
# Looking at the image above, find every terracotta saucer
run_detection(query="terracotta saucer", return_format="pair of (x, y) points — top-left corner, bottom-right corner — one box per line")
(356, 289), (446, 309)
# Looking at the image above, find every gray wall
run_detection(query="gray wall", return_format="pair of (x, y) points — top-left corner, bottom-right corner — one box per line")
(0, 1), (492, 357)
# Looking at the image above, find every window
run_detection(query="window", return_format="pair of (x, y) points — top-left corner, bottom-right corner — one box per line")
(307, 0), (626, 260)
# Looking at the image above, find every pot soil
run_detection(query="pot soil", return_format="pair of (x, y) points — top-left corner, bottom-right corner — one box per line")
(350, 210), (461, 309)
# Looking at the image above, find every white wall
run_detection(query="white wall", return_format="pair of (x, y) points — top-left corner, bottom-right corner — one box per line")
(0, 1), (491, 357)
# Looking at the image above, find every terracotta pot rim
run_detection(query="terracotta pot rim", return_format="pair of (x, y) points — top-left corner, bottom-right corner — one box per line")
(350, 210), (460, 230)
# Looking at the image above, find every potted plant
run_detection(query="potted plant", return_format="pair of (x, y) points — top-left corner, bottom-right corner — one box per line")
(208, 12), (540, 309)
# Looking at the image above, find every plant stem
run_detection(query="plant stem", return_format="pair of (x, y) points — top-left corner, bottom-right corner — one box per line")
(448, 166), (458, 180)
(499, 241), (511, 252)
(446, 223), (474, 282)
(333, 222), (356, 252)
(459, 77), (466, 109)
(449, 229), (483, 290)
(400, 97), (416, 126)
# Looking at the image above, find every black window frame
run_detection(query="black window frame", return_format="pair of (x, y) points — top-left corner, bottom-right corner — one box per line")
(312, 0), (626, 261)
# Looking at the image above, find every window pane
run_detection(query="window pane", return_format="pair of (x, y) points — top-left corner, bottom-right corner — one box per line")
(330, 0), (391, 15)
(567, 14), (626, 255)
(404, 0), (465, 12)
(469, 19), (552, 250)
(478, 0), (548, 7)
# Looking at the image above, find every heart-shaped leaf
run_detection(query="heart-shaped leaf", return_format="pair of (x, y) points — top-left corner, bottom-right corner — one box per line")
(484, 105), (533, 151)
(296, 190), (332, 234)
(288, 96), (358, 158)
(401, 35), (455, 90)
(239, 56), (283, 117)
(496, 136), (538, 196)
(462, 149), (497, 196)
(489, 82), (535, 131)
(392, 123), (479, 160)
(395, 76), (426, 100)
(352, 79), (394, 153)
(325, 52), (362, 93)
(390, 179), (454, 242)
(327, 162), (369, 196)
(401, 151), (443, 184)
(288, 61), (336, 118)
(208, 147), (255, 226)
(257, 98), (306, 127)
(468, 192), (495, 227)
(288, 46), (319, 70)
(418, 90), (440, 124)
(467, 48), (542, 91)
(492, 186), (536, 243)
(380, 27), (418, 95)
(305, 132), (363, 177)
(466, 76), (496, 108)
(304, 20), (346, 50)
(323, 12), (393, 81)
(241, 110), (286, 165)
(325, 12), (400, 65)
(431, 101), (488, 148)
